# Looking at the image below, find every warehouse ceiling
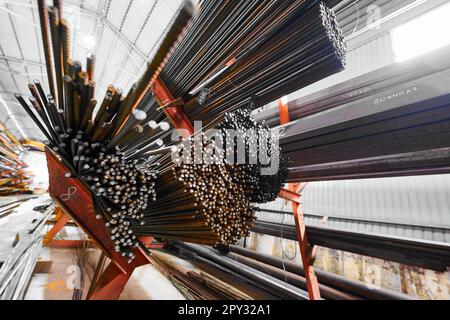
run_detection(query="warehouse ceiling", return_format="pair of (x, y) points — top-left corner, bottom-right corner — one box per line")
(0, 0), (184, 140)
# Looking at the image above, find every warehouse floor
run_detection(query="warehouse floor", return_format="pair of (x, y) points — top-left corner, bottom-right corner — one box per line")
(24, 246), (185, 300)
(0, 195), (184, 300)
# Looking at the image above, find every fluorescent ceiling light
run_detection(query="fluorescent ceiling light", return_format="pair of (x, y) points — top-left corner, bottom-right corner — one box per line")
(0, 96), (29, 140)
(391, 2), (450, 62)
(81, 34), (96, 51)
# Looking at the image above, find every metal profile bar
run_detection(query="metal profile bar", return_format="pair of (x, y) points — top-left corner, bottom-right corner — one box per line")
(176, 242), (309, 300)
(229, 245), (414, 300)
(252, 220), (450, 272)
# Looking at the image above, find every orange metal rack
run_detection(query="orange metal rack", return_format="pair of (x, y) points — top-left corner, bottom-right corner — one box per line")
(152, 77), (194, 136)
(43, 73), (320, 299)
(278, 98), (321, 300)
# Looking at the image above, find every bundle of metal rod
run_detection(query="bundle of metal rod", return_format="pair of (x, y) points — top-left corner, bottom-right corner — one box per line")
(279, 66), (450, 182)
(0, 170), (33, 196)
(150, 251), (253, 300)
(149, 0), (345, 129)
(12, 101), (162, 252)
(16, 83), (162, 257)
(173, 242), (310, 300)
(132, 135), (257, 246)
(31, 0), (173, 148)
(131, 109), (289, 246)
(217, 109), (289, 203)
(15, 0), (175, 260)
(84, 153), (158, 259)
(228, 245), (414, 300)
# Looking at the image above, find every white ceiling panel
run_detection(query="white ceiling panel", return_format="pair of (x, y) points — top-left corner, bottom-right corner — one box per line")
(121, 1), (155, 41)
(108, 0), (131, 30)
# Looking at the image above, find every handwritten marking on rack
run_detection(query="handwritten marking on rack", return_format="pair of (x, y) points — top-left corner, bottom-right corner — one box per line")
(60, 186), (77, 201)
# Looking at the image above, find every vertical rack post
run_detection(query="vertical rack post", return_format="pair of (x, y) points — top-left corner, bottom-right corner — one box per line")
(151, 77), (194, 136)
(277, 98), (321, 300)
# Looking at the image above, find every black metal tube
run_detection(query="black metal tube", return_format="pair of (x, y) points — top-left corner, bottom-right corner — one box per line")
(174, 242), (310, 300)
(229, 245), (414, 300)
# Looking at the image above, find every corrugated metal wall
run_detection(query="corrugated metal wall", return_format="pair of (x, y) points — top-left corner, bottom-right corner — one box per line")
(258, 175), (450, 242)
(302, 176), (450, 230)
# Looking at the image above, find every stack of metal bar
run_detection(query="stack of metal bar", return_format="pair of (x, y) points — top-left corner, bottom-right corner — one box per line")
(226, 245), (414, 300)
(255, 44), (450, 127)
(151, 251), (253, 300)
(0, 203), (54, 300)
(172, 243), (415, 300)
(134, 134), (257, 246)
(126, 0), (346, 247)
(254, 45), (450, 182)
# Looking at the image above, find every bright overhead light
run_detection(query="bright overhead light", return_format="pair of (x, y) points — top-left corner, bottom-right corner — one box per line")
(391, 2), (450, 62)
(82, 34), (96, 51)
(0, 96), (29, 140)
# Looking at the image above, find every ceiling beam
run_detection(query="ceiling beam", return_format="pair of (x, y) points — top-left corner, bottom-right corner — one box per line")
(111, 0), (159, 84)
(0, 55), (45, 67)
(103, 17), (149, 62)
